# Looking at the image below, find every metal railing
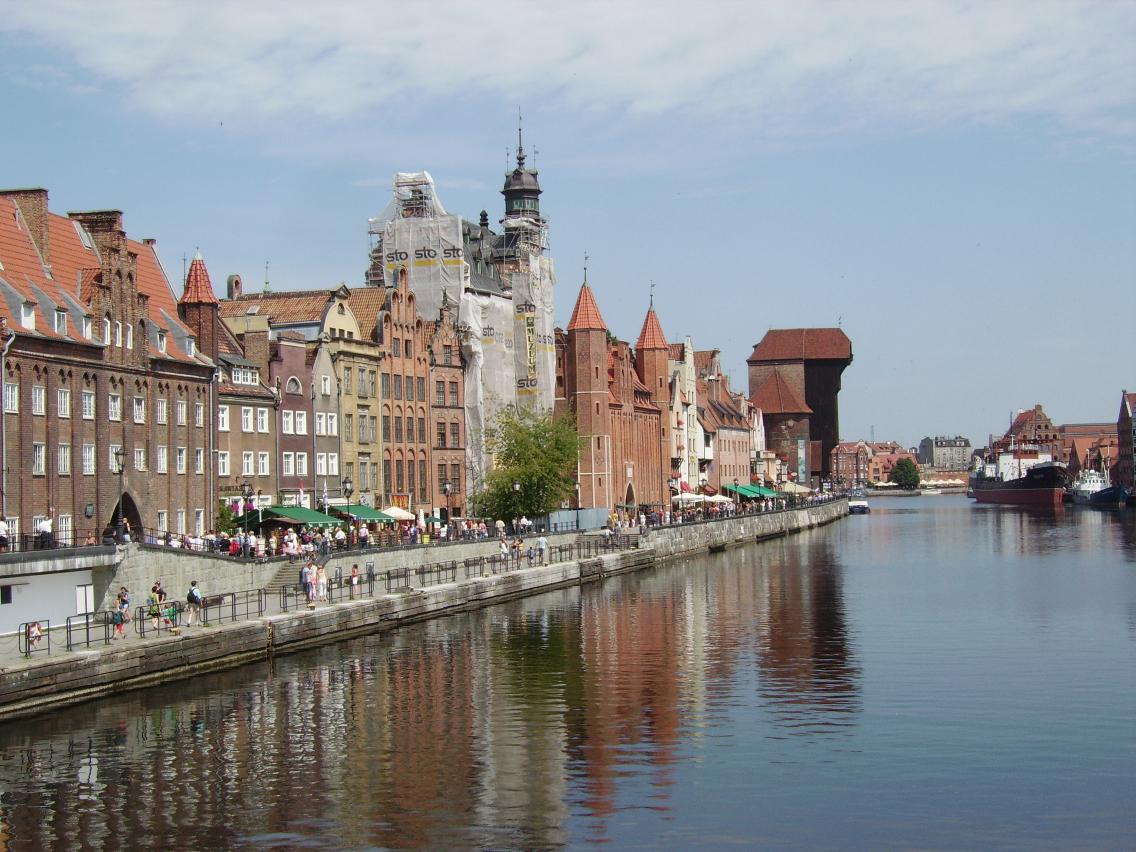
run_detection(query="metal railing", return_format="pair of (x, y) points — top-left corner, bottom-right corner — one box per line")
(199, 590), (268, 626)
(134, 601), (181, 638)
(5, 532), (113, 554)
(65, 611), (114, 650)
(18, 620), (51, 657)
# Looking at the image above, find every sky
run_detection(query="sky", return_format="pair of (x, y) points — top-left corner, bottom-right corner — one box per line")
(1, 0), (1132, 449)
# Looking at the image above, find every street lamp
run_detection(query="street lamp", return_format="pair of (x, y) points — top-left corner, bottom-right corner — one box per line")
(442, 479), (452, 524)
(733, 476), (739, 512)
(575, 480), (581, 532)
(512, 481), (521, 533)
(113, 446), (125, 543)
(241, 481), (253, 558)
(342, 475), (353, 503)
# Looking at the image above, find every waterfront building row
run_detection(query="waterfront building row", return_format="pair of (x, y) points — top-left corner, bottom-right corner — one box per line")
(0, 148), (855, 538)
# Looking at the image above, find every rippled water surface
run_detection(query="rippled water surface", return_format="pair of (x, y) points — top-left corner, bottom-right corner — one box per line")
(1, 497), (1133, 849)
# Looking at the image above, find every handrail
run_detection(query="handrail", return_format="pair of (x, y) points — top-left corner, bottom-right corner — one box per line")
(18, 620), (51, 657)
(65, 611), (113, 651)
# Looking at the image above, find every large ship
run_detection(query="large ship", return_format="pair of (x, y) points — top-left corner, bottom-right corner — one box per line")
(973, 462), (1071, 506)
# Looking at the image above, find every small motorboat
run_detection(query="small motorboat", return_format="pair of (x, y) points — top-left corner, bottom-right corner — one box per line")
(849, 500), (870, 515)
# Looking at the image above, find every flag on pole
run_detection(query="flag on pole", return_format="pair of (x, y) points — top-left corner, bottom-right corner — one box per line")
(323, 479), (329, 508)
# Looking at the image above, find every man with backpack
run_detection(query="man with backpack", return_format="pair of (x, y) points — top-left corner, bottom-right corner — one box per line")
(186, 580), (204, 627)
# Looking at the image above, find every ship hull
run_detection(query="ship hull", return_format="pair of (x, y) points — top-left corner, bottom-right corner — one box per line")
(974, 487), (1065, 506)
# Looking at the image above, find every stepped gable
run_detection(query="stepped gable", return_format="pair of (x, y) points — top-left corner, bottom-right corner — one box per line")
(566, 282), (606, 331)
(179, 250), (218, 304)
(751, 371), (812, 414)
(747, 328), (852, 362)
(635, 306), (668, 351)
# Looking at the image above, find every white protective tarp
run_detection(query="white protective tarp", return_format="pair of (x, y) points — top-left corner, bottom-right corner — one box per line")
(459, 291), (516, 490)
(368, 172), (468, 318)
(506, 250), (556, 411)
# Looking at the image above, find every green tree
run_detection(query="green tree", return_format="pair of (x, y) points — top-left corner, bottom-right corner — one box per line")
(473, 407), (580, 522)
(889, 458), (921, 489)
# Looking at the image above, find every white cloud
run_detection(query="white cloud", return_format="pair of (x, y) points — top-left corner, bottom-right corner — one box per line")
(2, 0), (1132, 143)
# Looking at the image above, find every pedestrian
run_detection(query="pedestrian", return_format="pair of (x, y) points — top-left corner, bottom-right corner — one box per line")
(0, 515), (10, 552)
(317, 565), (328, 601)
(112, 594), (127, 639)
(358, 523), (369, 549)
(27, 621), (43, 649)
(147, 587), (162, 632)
(350, 564), (360, 599)
(186, 581), (203, 627)
(537, 534), (548, 565)
(38, 514), (53, 550)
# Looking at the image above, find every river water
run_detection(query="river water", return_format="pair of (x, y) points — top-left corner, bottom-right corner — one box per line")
(0, 497), (1132, 849)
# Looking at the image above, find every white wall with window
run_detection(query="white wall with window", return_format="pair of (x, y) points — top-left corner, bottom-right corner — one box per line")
(176, 400), (187, 426)
(241, 407), (253, 432)
(81, 390), (94, 419)
(108, 393), (121, 421)
(195, 448), (204, 474)
(32, 442), (46, 475)
(31, 385), (44, 416)
(282, 452), (295, 476)
(3, 382), (18, 414)
(217, 451), (230, 476)
(242, 451), (254, 476)
(57, 444), (70, 476)
(82, 444), (96, 475)
(256, 407), (269, 433)
(57, 388), (70, 418)
(156, 397), (168, 424)
(296, 452), (308, 476)
(156, 446), (168, 473)
(258, 452), (269, 476)
(217, 405), (229, 431)
(176, 447), (187, 474)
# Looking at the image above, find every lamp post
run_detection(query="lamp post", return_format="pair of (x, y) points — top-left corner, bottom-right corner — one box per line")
(342, 475), (353, 503)
(575, 480), (581, 532)
(512, 481), (521, 534)
(113, 446), (125, 544)
(733, 476), (739, 512)
(241, 481), (253, 558)
(442, 479), (452, 524)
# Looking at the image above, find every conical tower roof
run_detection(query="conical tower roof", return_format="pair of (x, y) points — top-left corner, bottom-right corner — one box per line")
(635, 305), (668, 350)
(180, 249), (218, 305)
(567, 283), (606, 332)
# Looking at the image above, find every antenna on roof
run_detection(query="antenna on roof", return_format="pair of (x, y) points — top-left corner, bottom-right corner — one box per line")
(182, 252), (187, 286)
(649, 279), (655, 309)
(837, 315), (842, 327)
(583, 251), (589, 285)
(264, 261), (270, 294)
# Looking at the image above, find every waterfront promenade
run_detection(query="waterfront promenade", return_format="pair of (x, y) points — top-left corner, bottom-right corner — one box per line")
(0, 499), (846, 721)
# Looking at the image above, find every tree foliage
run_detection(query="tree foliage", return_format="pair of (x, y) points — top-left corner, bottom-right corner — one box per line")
(473, 407), (580, 522)
(889, 458), (921, 489)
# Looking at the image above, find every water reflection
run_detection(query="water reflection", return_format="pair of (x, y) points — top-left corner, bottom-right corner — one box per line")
(0, 530), (859, 848)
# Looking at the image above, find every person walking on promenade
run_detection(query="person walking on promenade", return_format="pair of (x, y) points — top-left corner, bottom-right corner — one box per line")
(537, 534), (548, 565)
(0, 516), (9, 552)
(317, 565), (328, 601)
(358, 523), (369, 549)
(112, 593), (128, 639)
(350, 564), (360, 599)
(147, 586), (162, 632)
(186, 581), (203, 627)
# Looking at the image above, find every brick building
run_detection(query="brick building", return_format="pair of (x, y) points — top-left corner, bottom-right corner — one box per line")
(867, 451), (919, 484)
(372, 268), (434, 511)
(557, 283), (667, 513)
(995, 404), (1062, 459)
(693, 350), (750, 494)
(427, 294), (465, 521)
(1118, 392), (1136, 490)
(747, 328), (852, 482)
(0, 188), (215, 542)
(831, 441), (871, 487)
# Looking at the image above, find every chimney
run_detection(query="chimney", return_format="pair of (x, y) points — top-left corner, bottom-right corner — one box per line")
(68, 210), (126, 255)
(227, 274), (242, 300)
(2, 188), (51, 262)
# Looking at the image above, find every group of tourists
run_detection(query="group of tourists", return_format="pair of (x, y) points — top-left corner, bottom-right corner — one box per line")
(298, 561), (363, 603)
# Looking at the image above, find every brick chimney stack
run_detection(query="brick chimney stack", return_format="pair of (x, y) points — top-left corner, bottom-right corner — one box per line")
(1, 188), (51, 263)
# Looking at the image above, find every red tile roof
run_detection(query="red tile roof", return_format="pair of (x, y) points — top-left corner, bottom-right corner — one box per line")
(635, 307), (668, 350)
(694, 349), (715, 376)
(347, 287), (388, 343)
(179, 250), (218, 305)
(129, 238), (199, 363)
(566, 283), (606, 331)
(219, 290), (334, 325)
(747, 328), (852, 363)
(750, 371), (812, 414)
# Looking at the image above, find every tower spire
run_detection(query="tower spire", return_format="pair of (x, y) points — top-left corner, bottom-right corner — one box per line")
(516, 107), (525, 169)
(583, 251), (589, 284)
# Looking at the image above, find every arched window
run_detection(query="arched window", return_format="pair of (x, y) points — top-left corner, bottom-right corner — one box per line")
(286, 377), (302, 395)
(103, 315), (112, 345)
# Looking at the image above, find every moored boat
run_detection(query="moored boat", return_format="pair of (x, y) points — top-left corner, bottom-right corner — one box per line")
(1070, 469), (1108, 505)
(972, 462), (1070, 507)
(848, 499), (870, 514)
(1088, 485), (1129, 507)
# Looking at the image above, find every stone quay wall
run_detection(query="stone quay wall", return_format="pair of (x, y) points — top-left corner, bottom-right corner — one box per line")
(1, 500), (846, 722)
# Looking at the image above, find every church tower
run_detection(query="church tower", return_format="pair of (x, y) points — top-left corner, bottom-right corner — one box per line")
(567, 280), (610, 510)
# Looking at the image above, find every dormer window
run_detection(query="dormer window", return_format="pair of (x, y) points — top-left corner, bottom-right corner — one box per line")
(54, 309), (67, 334)
(186, 337), (196, 357)
(20, 303), (35, 331)
(157, 331), (167, 354)
(82, 316), (92, 340)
